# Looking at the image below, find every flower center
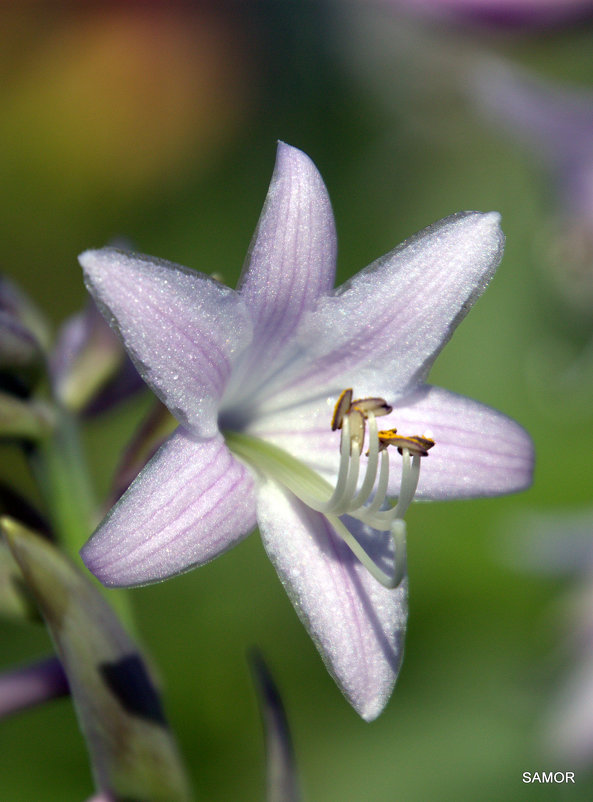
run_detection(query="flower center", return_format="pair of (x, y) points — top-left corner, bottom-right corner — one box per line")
(225, 389), (434, 590)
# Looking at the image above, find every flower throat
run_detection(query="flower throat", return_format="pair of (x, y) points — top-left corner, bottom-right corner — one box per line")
(225, 389), (434, 589)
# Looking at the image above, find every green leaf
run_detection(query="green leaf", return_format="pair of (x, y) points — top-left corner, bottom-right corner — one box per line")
(2, 517), (191, 802)
(0, 391), (53, 440)
(0, 537), (40, 622)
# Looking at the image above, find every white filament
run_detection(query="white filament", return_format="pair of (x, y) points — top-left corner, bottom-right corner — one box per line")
(302, 413), (420, 532)
(226, 411), (423, 589)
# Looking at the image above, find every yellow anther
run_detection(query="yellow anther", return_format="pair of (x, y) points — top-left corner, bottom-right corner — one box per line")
(331, 388), (353, 431)
(351, 397), (393, 418)
(332, 389), (392, 432)
(377, 430), (435, 457)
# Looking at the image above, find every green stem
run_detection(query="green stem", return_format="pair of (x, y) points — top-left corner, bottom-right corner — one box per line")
(31, 408), (96, 558)
(29, 406), (135, 630)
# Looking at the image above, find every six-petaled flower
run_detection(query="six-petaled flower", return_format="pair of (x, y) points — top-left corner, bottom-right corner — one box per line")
(79, 142), (533, 720)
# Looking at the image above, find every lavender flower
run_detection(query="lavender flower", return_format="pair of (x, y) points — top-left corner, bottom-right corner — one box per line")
(386, 0), (593, 28)
(474, 60), (593, 220)
(473, 60), (593, 312)
(79, 143), (533, 720)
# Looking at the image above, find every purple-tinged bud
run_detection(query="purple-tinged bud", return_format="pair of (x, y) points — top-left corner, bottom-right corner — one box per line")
(0, 313), (43, 371)
(0, 276), (50, 354)
(51, 302), (129, 413)
(0, 277), (50, 394)
(0, 656), (69, 718)
(249, 649), (300, 802)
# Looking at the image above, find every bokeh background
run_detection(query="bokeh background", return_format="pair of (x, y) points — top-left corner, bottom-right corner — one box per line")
(2, 2), (593, 799)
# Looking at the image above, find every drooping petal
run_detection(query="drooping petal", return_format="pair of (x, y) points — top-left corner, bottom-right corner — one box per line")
(0, 274), (51, 353)
(81, 429), (257, 587)
(257, 480), (407, 721)
(223, 142), (337, 406)
(80, 248), (253, 438)
(264, 212), (504, 409)
(384, 385), (534, 499)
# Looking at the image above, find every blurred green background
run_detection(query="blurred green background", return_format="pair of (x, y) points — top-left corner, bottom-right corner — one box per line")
(2, 2), (593, 800)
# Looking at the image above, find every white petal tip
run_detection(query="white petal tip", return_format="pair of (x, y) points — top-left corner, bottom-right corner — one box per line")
(457, 209), (503, 235)
(358, 701), (387, 722)
(477, 210), (504, 240)
(78, 247), (122, 282)
(78, 248), (100, 270)
(453, 210), (506, 266)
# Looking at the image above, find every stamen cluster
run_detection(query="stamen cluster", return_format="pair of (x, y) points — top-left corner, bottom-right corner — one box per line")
(302, 389), (435, 588)
(227, 389), (435, 589)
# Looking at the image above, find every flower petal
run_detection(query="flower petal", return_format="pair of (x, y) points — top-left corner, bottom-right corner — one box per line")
(257, 479), (407, 721)
(268, 212), (504, 407)
(248, 381), (532, 501)
(385, 385), (534, 499)
(80, 248), (253, 438)
(224, 142), (337, 405)
(81, 429), (257, 587)
(246, 392), (341, 481)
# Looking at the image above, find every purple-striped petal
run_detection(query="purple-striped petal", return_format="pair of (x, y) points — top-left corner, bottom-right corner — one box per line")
(257, 480), (407, 721)
(224, 142), (337, 406)
(80, 249), (253, 438)
(385, 385), (534, 499)
(81, 429), (257, 587)
(268, 212), (504, 407)
(247, 381), (533, 500)
(246, 392), (341, 481)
